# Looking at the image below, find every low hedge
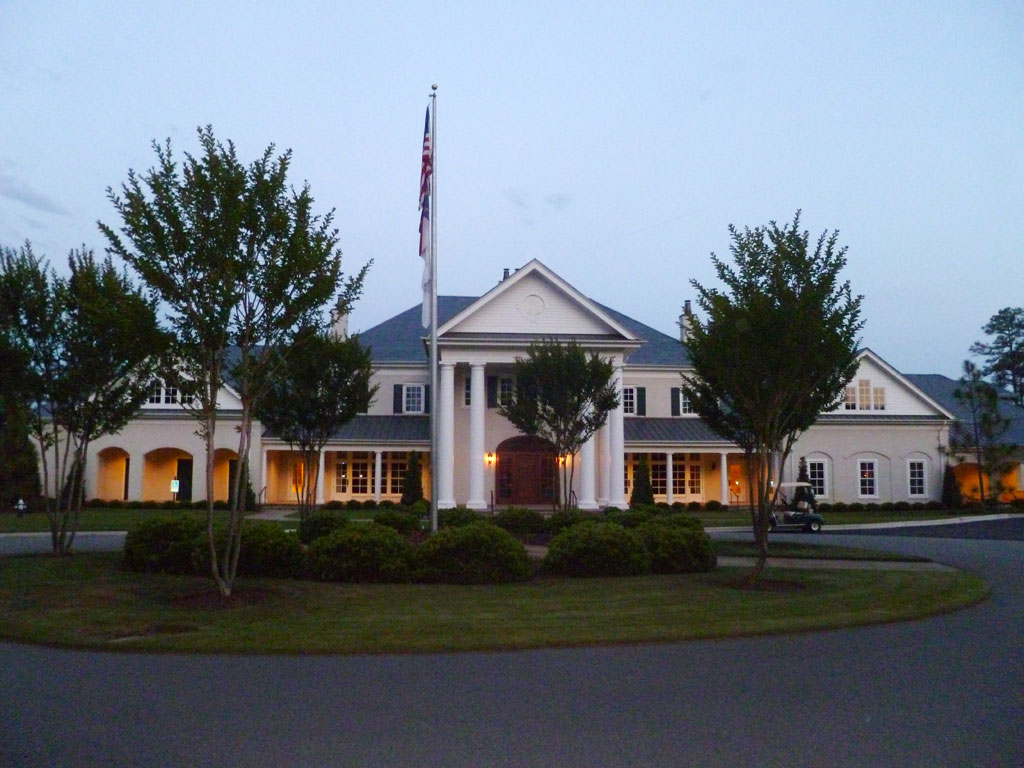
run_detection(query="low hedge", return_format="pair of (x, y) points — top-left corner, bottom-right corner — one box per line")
(646, 512), (704, 531)
(297, 510), (349, 544)
(306, 524), (414, 582)
(636, 522), (716, 573)
(493, 507), (547, 538)
(373, 508), (421, 535)
(545, 508), (599, 535)
(602, 508), (652, 528)
(415, 522), (531, 584)
(123, 515), (204, 574)
(438, 507), (484, 528)
(543, 521), (650, 577)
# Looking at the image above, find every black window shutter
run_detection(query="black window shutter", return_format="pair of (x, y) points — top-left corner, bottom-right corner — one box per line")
(394, 384), (404, 414)
(424, 385), (431, 414)
(671, 387), (680, 417)
(636, 387), (646, 416)
(487, 376), (498, 408)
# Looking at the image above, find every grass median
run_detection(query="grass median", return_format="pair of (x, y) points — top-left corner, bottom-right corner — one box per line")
(0, 551), (987, 654)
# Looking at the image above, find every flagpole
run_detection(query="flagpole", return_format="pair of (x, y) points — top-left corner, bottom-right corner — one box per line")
(429, 84), (439, 534)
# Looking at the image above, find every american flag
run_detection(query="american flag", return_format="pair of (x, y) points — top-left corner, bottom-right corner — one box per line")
(419, 105), (433, 327)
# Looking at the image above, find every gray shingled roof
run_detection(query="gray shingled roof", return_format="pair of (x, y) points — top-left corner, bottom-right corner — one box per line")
(357, 295), (690, 367)
(263, 415), (430, 443)
(625, 417), (730, 444)
(906, 373), (1024, 445)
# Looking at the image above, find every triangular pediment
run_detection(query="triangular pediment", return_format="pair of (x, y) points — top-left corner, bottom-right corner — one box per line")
(438, 260), (638, 341)
(825, 349), (954, 418)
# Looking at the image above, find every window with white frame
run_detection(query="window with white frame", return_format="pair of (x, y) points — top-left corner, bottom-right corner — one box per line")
(651, 454), (666, 494)
(351, 452), (371, 494)
(872, 387), (885, 411)
(807, 460), (827, 498)
(389, 454), (407, 495)
(687, 461), (702, 495)
(679, 390), (695, 415)
(404, 384), (425, 414)
(622, 387), (637, 415)
(148, 380), (163, 404)
(908, 460), (926, 497)
(858, 460), (877, 498)
(858, 379), (872, 410)
(498, 376), (514, 407)
(844, 387), (856, 410)
(334, 456), (348, 493)
(163, 384), (178, 404)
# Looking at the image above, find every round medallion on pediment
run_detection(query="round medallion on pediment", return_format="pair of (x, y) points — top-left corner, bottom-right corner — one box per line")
(519, 293), (546, 320)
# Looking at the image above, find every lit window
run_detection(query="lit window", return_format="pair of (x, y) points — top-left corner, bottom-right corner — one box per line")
(844, 387), (856, 410)
(687, 462), (702, 495)
(351, 452), (370, 494)
(858, 380), (872, 410)
(335, 457), (348, 493)
(622, 387), (636, 415)
(651, 454), (666, 494)
(858, 460), (877, 497)
(873, 387), (885, 411)
(390, 456), (407, 495)
(404, 384), (424, 414)
(908, 460), (925, 497)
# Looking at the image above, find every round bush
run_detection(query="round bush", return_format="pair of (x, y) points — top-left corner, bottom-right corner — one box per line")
(373, 508), (421, 535)
(602, 508), (652, 528)
(543, 521), (650, 577)
(123, 515), (204, 574)
(926, 500), (944, 510)
(106, 499), (124, 509)
(379, 499), (395, 509)
(704, 499), (723, 511)
(321, 500), (345, 510)
(438, 507), (483, 528)
(306, 524), (414, 582)
(362, 499), (378, 510)
(346, 499), (364, 510)
(415, 522), (531, 584)
(493, 507), (546, 538)
(297, 510), (348, 544)
(233, 521), (303, 578)
(546, 508), (598, 535)
(126, 500), (143, 510)
(816, 502), (832, 513)
(646, 512), (704, 531)
(687, 501), (703, 511)
(636, 522), (716, 573)
(847, 502), (864, 512)
(831, 502), (849, 512)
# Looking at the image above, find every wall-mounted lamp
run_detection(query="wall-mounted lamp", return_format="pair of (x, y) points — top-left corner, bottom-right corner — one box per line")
(558, 454), (571, 465)
(485, 453), (496, 466)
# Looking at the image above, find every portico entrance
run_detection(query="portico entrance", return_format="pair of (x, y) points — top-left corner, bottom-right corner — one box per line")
(495, 435), (557, 506)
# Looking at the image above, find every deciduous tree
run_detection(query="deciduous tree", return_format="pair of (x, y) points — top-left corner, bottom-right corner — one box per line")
(500, 339), (618, 510)
(101, 126), (364, 596)
(256, 326), (376, 522)
(682, 212), (863, 580)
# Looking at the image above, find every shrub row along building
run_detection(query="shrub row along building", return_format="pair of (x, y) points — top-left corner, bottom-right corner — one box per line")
(86, 260), (1024, 509)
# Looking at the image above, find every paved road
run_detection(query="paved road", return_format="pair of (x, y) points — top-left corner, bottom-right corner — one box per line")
(1, 522), (1021, 767)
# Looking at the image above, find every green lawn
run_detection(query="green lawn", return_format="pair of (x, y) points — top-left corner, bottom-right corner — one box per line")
(0, 552), (987, 654)
(712, 540), (927, 562)
(0, 509), (289, 533)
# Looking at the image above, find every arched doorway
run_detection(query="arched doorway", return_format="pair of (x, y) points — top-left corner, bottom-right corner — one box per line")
(495, 435), (556, 506)
(96, 447), (130, 501)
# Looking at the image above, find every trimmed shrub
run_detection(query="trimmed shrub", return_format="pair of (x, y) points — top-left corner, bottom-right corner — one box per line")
(546, 508), (598, 535)
(126, 500), (143, 510)
(704, 499), (723, 511)
(831, 502), (848, 512)
(880, 502), (895, 511)
(297, 510), (348, 544)
(123, 515), (204, 574)
(893, 501), (911, 511)
(306, 524), (414, 582)
(106, 499), (125, 509)
(493, 507), (547, 538)
(847, 502), (865, 512)
(346, 499), (364, 509)
(379, 499), (395, 509)
(373, 508), (421, 535)
(415, 522), (531, 584)
(865, 503), (880, 512)
(630, 455), (655, 507)
(926, 500), (944, 510)
(602, 508), (652, 528)
(687, 500), (703, 511)
(646, 512), (704, 531)
(362, 499), (378, 510)
(438, 507), (483, 528)
(1009, 498), (1024, 510)
(212, 500), (230, 510)
(636, 522), (716, 573)
(671, 501), (685, 510)
(321, 500), (346, 510)
(233, 522), (303, 578)
(543, 521), (650, 577)
(816, 502), (833, 513)
(910, 502), (926, 510)
(85, 498), (106, 508)
(655, 501), (671, 510)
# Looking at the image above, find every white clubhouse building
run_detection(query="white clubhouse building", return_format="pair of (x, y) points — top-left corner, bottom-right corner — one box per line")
(83, 259), (1022, 509)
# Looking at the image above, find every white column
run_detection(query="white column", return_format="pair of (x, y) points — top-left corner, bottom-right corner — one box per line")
(598, 423), (611, 506)
(666, 452), (674, 505)
(720, 451), (729, 505)
(467, 364), (486, 509)
(373, 450), (382, 502)
(579, 432), (597, 510)
(316, 451), (326, 504)
(609, 366), (626, 506)
(438, 362), (456, 507)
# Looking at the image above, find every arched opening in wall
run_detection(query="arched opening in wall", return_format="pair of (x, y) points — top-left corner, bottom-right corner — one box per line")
(953, 462), (986, 501)
(213, 448), (239, 503)
(96, 447), (130, 501)
(495, 435), (556, 506)
(143, 447), (194, 502)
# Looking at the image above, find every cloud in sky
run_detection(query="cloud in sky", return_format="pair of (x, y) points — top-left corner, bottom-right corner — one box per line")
(0, 174), (71, 217)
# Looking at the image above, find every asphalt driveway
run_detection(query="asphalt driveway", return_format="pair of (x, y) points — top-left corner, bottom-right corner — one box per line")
(0, 520), (1021, 767)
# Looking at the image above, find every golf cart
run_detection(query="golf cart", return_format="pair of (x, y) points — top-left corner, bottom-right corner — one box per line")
(769, 481), (825, 533)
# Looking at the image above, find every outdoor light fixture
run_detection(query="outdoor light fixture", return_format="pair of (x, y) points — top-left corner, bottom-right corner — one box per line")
(485, 453), (495, 466)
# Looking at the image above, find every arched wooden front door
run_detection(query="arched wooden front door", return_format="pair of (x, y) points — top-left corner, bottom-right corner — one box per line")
(495, 435), (557, 506)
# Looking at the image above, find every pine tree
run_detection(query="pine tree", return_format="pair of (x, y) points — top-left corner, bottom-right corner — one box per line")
(630, 454), (655, 507)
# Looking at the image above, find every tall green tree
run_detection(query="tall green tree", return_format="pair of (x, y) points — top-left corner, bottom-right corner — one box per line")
(400, 451), (425, 507)
(256, 326), (376, 522)
(970, 307), (1024, 407)
(630, 454), (654, 507)
(499, 339), (618, 510)
(101, 125), (365, 596)
(682, 212), (863, 580)
(0, 243), (164, 553)
(949, 360), (1015, 506)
